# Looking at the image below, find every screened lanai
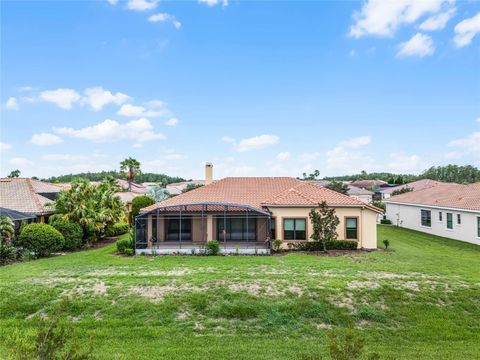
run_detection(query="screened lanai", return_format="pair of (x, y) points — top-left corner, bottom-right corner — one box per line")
(135, 202), (272, 254)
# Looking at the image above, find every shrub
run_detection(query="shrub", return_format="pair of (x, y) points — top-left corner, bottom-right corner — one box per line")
(123, 248), (134, 256)
(380, 219), (392, 225)
(372, 200), (386, 211)
(272, 239), (283, 252)
(17, 223), (64, 258)
(131, 195), (155, 221)
(383, 239), (390, 250)
(49, 218), (84, 251)
(105, 222), (129, 237)
(288, 240), (358, 251)
(206, 240), (220, 255)
(0, 243), (17, 265)
(116, 237), (134, 254)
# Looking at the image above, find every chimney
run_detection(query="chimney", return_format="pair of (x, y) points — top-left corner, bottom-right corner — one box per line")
(205, 162), (213, 185)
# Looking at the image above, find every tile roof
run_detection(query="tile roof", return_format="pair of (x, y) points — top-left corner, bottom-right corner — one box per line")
(385, 182), (480, 211)
(351, 179), (388, 188)
(381, 179), (446, 194)
(0, 178), (62, 215)
(142, 177), (383, 213)
(308, 180), (374, 196)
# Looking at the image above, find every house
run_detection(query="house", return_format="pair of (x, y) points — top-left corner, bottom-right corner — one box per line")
(0, 178), (62, 223)
(384, 182), (480, 245)
(308, 180), (374, 204)
(378, 179), (444, 200)
(135, 163), (383, 254)
(351, 179), (388, 189)
(166, 180), (205, 195)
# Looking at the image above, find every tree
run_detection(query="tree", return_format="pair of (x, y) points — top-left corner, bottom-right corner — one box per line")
(0, 215), (15, 245)
(131, 195), (155, 222)
(302, 170), (321, 180)
(147, 185), (170, 202)
(391, 186), (413, 196)
(325, 180), (350, 195)
(120, 157), (141, 191)
(50, 177), (126, 241)
(182, 183), (204, 193)
(7, 169), (20, 178)
(309, 201), (340, 252)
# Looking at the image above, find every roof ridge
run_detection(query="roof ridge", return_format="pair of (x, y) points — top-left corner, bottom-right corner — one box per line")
(25, 178), (44, 212)
(300, 181), (366, 206)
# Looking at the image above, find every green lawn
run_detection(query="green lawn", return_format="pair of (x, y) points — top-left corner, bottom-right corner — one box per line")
(1, 226), (479, 359)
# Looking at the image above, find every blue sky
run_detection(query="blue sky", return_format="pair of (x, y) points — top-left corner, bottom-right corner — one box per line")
(1, 0), (479, 180)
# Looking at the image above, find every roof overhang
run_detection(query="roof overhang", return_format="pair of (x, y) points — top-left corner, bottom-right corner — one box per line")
(139, 201), (271, 217)
(384, 201), (480, 214)
(262, 203), (384, 214)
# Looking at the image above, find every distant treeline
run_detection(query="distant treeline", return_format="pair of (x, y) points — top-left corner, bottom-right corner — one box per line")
(44, 171), (186, 185)
(324, 165), (480, 185)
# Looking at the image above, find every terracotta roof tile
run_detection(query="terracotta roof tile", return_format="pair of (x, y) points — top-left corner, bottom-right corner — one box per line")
(381, 179), (447, 194)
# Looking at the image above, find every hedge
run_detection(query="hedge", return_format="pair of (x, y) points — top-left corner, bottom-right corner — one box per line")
(17, 223), (65, 258)
(49, 218), (84, 250)
(287, 240), (358, 251)
(105, 222), (129, 237)
(116, 236), (134, 255)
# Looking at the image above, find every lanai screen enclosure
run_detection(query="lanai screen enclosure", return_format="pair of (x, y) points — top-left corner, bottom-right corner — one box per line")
(135, 202), (272, 254)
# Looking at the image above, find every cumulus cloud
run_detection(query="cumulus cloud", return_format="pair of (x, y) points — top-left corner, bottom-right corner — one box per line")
(10, 157), (33, 167)
(198, 0), (228, 7)
(349, 0), (452, 38)
(448, 131), (480, 157)
(326, 136), (374, 174)
(224, 134), (280, 152)
(39, 88), (81, 109)
(54, 118), (165, 145)
(0, 142), (12, 152)
(164, 118), (179, 126)
(387, 152), (423, 173)
(397, 33), (435, 57)
(148, 13), (182, 29)
(30, 133), (64, 146)
(127, 0), (158, 11)
(276, 152), (291, 161)
(453, 12), (480, 47)
(82, 87), (130, 111)
(419, 8), (456, 31)
(5, 97), (19, 110)
(106, 0), (118, 4)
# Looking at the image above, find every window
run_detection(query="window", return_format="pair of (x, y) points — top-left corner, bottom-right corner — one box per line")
(439, 212), (443, 221)
(217, 218), (256, 241)
(166, 217), (192, 241)
(446, 213), (453, 230)
(345, 218), (358, 239)
(283, 219), (306, 240)
(457, 214), (461, 225)
(421, 210), (431, 227)
(477, 217), (480, 238)
(270, 218), (276, 239)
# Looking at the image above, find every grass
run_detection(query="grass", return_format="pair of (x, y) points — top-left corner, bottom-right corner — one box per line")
(0, 225), (479, 359)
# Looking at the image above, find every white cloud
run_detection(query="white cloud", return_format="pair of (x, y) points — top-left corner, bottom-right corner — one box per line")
(397, 33), (435, 57)
(5, 97), (19, 110)
(42, 154), (89, 161)
(387, 152), (423, 173)
(18, 86), (34, 92)
(148, 13), (182, 29)
(10, 157), (33, 167)
(117, 103), (170, 117)
(39, 88), (81, 109)
(326, 136), (375, 175)
(164, 118), (179, 126)
(127, 0), (158, 11)
(30, 133), (64, 146)
(349, 0), (452, 38)
(300, 152), (320, 163)
(448, 131), (480, 157)
(476, 117), (480, 123)
(276, 152), (291, 161)
(233, 134), (279, 152)
(0, 142), (12, 152)
(198, 0), (228, 7)
(82, 87), (130, 111)
(419, 8), (456, 31)
(222, 136), (236, 143)
(54, 118), (165, 145)
(106, 0), (118, 4)
(453, 12), (480, 47)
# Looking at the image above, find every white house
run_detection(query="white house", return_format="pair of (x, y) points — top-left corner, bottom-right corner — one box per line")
(384, 182), (480, 245)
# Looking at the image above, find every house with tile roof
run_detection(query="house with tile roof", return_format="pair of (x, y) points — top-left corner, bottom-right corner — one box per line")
(308, 180), (374, 204)
(384, 182), (480, 245)
(377, 179), (445, 199)
(135, 163), (383, 254)
(0, 178), (62, 223)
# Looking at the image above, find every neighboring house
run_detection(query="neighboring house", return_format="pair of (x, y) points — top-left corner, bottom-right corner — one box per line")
(378, 179), (445, 199)
(0, 178), (62, 223)
(384, 182), (480, 245)
(308, 180), (374, 203)
(351, 179), (388, 189)
(135, 163), (382, 254)
(166, 180), (205, 195)
(0, 207), (36, 233)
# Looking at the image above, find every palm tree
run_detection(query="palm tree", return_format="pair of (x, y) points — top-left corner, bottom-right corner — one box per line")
(0, 215), (15, 246)
(7, 169), (20, 178)
(120, 157), (141, 191)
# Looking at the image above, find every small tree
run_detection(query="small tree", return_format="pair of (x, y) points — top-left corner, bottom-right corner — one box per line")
(309, 201), (340, 252)
(131, 195), (155, 221)
(325, 181), (350, 195)
(120, 157), (141, 192)
(182, 183), (204, 193)
(391, 186), (413, 197)
(302, 170), (321, 180)
(0, 215), (15, 244)
(7, 169), (20, 178)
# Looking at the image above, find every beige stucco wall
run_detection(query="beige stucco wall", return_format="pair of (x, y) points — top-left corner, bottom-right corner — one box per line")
(269, 206), (378, 249)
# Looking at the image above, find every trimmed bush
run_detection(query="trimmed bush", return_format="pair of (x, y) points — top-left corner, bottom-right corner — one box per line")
(206, 240), (220, 255)
(49, 218), (84, 251)
(287, 240), (358, 251)
(17, 223), (64, 258)
(116, 234), (134, 255)
(105, 222), (130, 237)
(0, 244), (17, 265)
(131, 196), (155, 221)
(272, 239), (283, 253)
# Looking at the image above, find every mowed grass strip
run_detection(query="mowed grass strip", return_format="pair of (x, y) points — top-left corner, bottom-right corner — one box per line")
(0, 226), (479, 359)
